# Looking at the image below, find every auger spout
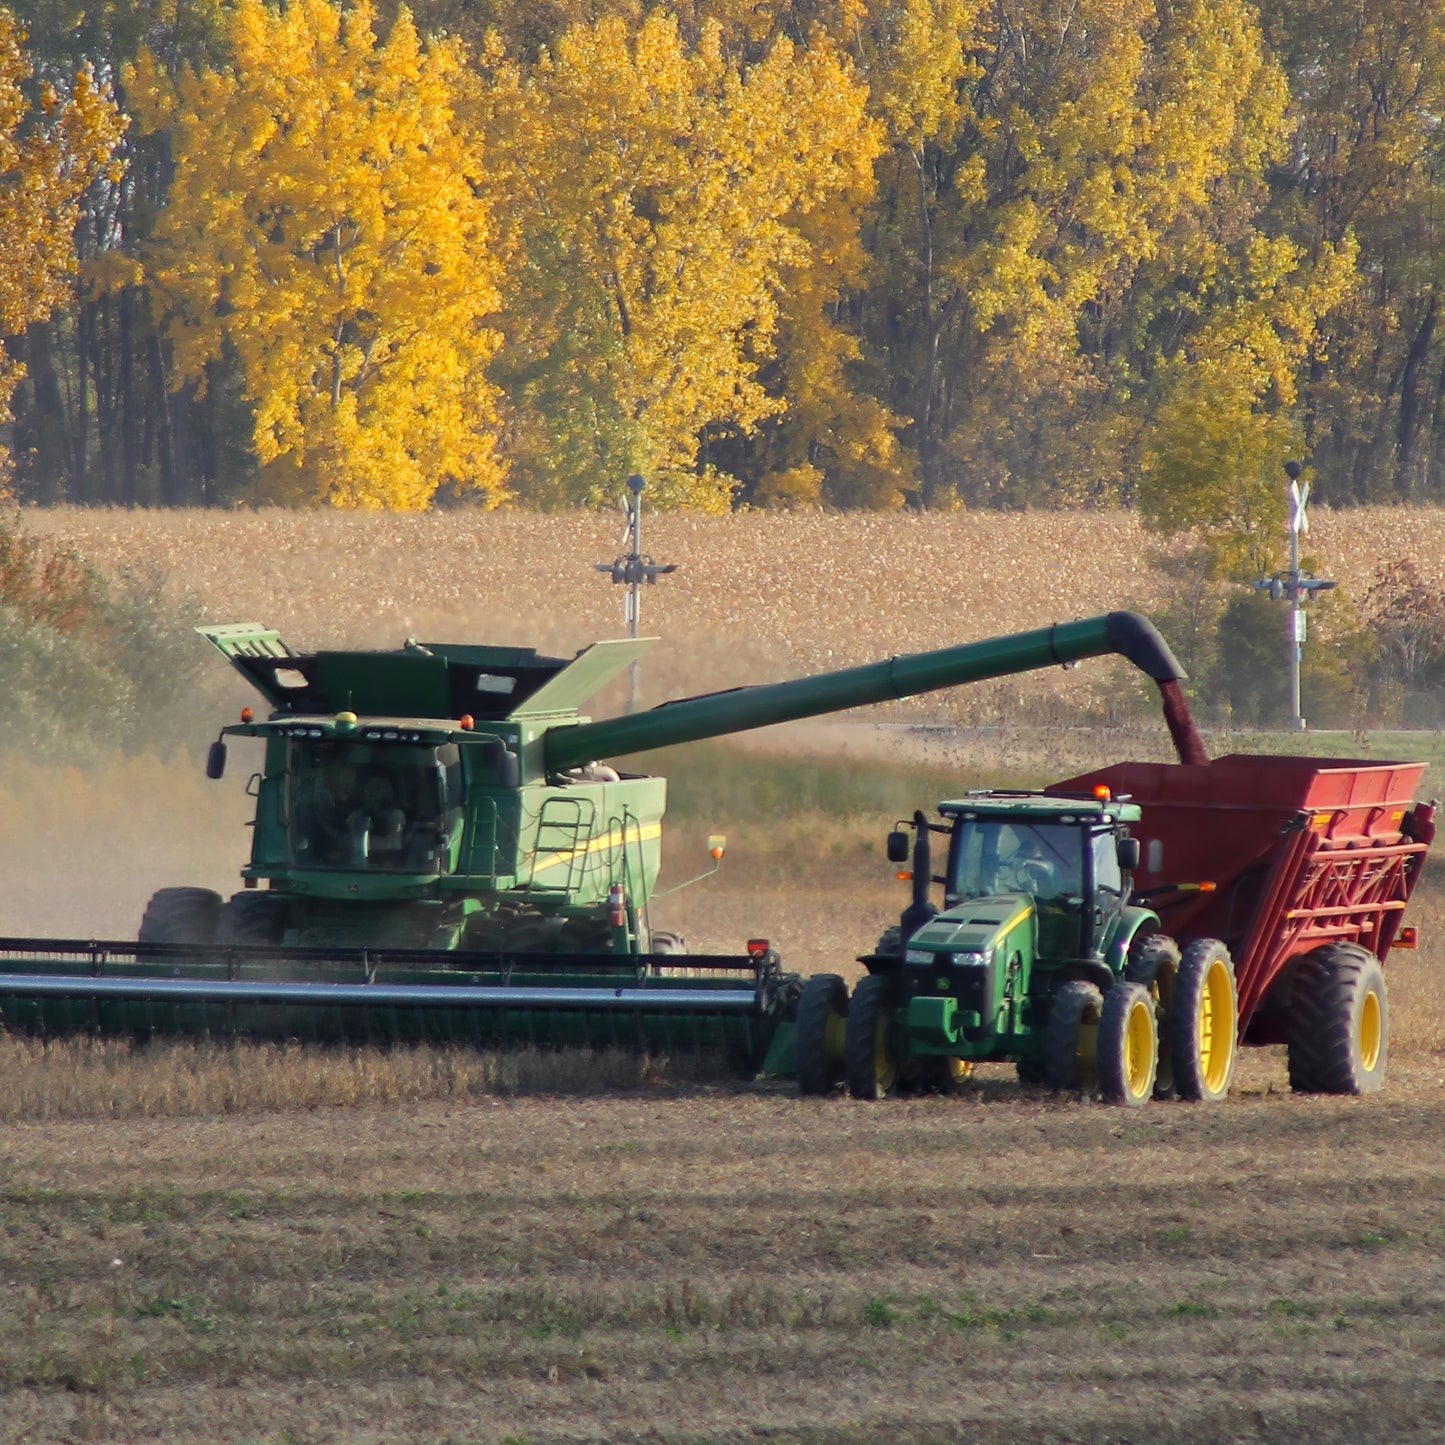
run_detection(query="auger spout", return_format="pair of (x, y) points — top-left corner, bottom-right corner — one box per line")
(545, 610), (1207, 771)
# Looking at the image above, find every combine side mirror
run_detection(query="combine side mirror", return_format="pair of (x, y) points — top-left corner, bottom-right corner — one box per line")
(1116, 836), (1141, 872)
(886, 830), (910, 864)
(206, 740), (228, 780)
(480, 738), (521, 789)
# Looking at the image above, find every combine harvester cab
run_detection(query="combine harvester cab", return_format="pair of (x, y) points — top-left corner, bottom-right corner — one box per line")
(1053, 755), (1435, 1096)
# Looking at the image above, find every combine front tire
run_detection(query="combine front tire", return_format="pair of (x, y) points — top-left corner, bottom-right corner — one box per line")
(1287, 944), (1388, 1095)
(796, 973), (848, 1096)
(1172, 939), (1238, 1102)
(1046, 980), (1103, 1091)
(1125, 933), (1180, 1099)
(1097, 982), (1158, 1108)
(216, 892), (289, 946)
(845, 973), (901, 1100)
(138, 887), (223, 945)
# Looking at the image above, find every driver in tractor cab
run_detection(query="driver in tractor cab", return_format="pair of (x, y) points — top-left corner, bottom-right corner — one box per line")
(1004, 834), (1057, 892)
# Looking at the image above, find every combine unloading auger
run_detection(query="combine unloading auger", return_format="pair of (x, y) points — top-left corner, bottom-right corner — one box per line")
(0, 611), (1205, 1068)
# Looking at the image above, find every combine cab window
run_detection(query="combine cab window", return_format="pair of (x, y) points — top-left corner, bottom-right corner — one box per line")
(949, 820), (1085, 903)
(287, 741), (457, 872)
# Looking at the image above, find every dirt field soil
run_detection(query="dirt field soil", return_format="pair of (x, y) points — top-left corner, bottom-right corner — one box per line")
(3, 1051), (1444, 1444)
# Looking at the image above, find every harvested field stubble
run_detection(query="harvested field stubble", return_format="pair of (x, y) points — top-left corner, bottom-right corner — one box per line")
(3, 1058), (1445, 1444)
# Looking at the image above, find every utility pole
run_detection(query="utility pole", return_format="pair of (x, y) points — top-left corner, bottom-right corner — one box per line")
(594, 474), (676, 712)
(1250, 460), (1335, 731)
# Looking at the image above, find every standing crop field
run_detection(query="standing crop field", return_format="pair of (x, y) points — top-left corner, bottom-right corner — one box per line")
(2, 507), (1444, 1442)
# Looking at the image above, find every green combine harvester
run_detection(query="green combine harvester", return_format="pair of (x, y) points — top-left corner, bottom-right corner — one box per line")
(0, 613), (1205, 1072)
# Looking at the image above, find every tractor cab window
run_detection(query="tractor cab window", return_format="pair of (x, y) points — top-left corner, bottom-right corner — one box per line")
(949, 819), (1084, 903)
(287, 740), (459, 872)
(1092, 828), (1124, 901)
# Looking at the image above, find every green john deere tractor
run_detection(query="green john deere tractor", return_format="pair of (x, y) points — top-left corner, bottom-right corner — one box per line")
(795, 790), (1236, 1106)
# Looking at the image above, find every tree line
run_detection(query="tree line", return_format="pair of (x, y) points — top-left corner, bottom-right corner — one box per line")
(1, 0), (1441, 532)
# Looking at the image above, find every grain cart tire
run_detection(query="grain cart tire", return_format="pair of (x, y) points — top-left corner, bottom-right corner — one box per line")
(1172, 939), (1238, 1102)
(1097, 981), (1159, 1108)
(1046, 980), (1103, 1091)
(845, 973), (901, 1100)
(796, 974), (849, 1096)
(138, 887), (224, 945)
(1126, 933), (1182, 1100)
(1287, 944), (1388, 1095)
(216, 892), (289, 946)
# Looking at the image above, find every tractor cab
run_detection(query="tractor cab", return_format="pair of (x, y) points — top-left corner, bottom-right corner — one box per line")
(876, 792), (1152, 1060)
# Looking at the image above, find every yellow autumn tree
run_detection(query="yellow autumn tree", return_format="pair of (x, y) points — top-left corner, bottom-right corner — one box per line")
(130, 0), (505, 509)
(476, 13), (883, 510)
(0, 8), (122, 457)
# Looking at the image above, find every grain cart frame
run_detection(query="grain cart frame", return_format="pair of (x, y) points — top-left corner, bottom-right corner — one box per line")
(0, 612), (1201, 1069)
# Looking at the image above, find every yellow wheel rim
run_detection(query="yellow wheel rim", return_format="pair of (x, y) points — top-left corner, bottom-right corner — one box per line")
(1124, 998), (1155, 1100)
(1197, 957), (1236, 1095)
(1359, 988), (1382, 1072)
(874, 1009), (897, 1093)
(824, 1008), (848, 1067)
(946, 1057), (975, 1084)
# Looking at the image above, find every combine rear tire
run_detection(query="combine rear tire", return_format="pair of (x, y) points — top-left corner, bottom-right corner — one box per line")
(1097, 982), (1158, 1108)
(1126, 932), (1180, 1099)
(216, 892), (289, 945)
(845, 973), (901, 1100)
(1046, 980), (1103, 1091)
(796, 973), (848, 1096)
(1287, 944), (1388, 1095)
(138, 887), (223, 945)
(1172, 939), (1237, 1102)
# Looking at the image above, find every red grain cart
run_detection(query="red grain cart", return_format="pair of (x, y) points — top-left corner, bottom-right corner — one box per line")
(1054, 755), (1435, 1094)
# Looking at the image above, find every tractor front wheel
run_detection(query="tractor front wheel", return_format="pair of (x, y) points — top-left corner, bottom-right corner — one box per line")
(138, 887), (223, 946)
(1172, 939), (1238, 1102)
(845, 973), (901, 1100)
(1046, 980), (1103, 1091)
(796, 973), (849, 1096)
(1125, 932), (1181, 1099)
(1287, 943), (1388, 1095)
(1097, 981), (1159, 1108)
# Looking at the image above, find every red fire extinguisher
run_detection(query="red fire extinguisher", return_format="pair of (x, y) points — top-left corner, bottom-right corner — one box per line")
(608, 884), (626, 929)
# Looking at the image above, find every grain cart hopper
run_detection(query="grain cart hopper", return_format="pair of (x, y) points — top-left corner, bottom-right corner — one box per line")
(0, 612), (1200, 1069)
(802, 757), (1431, 1104)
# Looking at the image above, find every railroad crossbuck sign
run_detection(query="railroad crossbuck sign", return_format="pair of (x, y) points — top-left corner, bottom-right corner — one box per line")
(1288, 477), (1310, 535)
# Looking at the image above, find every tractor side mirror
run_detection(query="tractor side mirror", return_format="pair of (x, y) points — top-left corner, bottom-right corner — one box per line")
(206, 740), (228, 780)
(886, 830), (910, 864)
(1116, 836), (1141, 872)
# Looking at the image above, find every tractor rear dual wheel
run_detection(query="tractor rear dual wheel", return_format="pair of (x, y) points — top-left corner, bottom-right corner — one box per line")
(1287, 943), (1388, 1095)
(795, 973), (849, 1096)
